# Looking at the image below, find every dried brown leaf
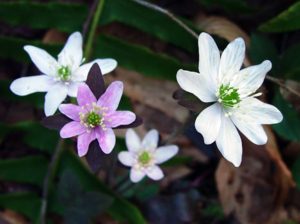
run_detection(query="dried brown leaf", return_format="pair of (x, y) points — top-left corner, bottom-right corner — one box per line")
(194, 15), (251, 66)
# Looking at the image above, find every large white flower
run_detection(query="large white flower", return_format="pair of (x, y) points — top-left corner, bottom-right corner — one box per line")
(118, 129), (178, 183)
(10, 31), (117, 116)
(176, 32), (283, 167)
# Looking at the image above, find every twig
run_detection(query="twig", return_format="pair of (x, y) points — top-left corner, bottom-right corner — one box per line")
(162, 113), (198, 146)
(131, 0), (198, 39)
(132, 0), (300, 98)
(84, 0), (106, 61)
(40, 138), (63, 224)
(266, 75), (300, 98)
(82, 0), (99, 42)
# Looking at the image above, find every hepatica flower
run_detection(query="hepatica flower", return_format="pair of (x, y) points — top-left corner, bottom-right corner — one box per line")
(41, 64), (142, 171)
(176, 32), (283, 167)
(60, 82), (135, 157)
(118, 129), (178, 182)
(10, 31), (117, 116)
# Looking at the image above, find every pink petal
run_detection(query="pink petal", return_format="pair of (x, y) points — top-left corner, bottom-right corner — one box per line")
(95, 127), (116, 154)
(59, 104), (83, 121)
(145, 165), (164, 181)
(60, 121), (86, 138)
(155, 145), (179, 164)
(77, 83), (97, 107)
(130, 168), (146, 183)
(125, 129), (141, 154)
(77, 131), (96, 157)
(97, 81), (123, 113)
(104, 111), (136, 128)
(118, 151), (135, 167)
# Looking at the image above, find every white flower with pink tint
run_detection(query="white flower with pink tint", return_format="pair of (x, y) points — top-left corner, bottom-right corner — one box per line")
(10, 31), (117, 116)
(59, 82), (135, 157)
(118, 129), (178, 183)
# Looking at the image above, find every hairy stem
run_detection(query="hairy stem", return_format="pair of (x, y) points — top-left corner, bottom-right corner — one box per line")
(84, 0), (106, 61)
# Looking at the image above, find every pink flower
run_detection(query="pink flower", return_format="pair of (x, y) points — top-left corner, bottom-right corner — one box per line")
(59, 82), (136, 157)
(118, 129), (179, 183)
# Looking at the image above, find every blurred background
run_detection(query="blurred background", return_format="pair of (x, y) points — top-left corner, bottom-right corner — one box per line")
(1, 0), (300, 223)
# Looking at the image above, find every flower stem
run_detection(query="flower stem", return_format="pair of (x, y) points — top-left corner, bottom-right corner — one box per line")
(84, 0), (106, 61)
(40, 138), (63, 224)
(162, 113), (198, 146)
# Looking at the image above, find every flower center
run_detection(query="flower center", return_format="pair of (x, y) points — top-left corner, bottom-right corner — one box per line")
(86, 111), (101, 127)
(139, 151), (151, 165)
(58, 66), (71, 81)
(217, 84), (241, 108)
(79, 103), (111, 133)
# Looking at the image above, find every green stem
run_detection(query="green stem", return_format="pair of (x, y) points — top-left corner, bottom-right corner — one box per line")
(84, 0), (106, 61)
(162, 113), (198, 146)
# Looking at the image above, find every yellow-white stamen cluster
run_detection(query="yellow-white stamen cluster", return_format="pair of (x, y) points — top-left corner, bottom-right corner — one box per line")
(134, 142), (158, 171)
(216, 68), (263, 118)
(51, 50), (86, 85)
(78, 102), (111, 133)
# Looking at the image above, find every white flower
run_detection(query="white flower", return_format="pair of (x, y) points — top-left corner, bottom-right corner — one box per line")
(176, 32), (283, 167)
(118, 129), (179, 183)
(10, 31), (117, 116)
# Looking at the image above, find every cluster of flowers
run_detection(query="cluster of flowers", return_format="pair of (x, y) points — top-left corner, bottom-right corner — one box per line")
(10, 31), (282, 182)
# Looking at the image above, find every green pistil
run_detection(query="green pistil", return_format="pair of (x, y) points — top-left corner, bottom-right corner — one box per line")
(58, 66), (70, 80)
(139, 151), (150, 165)
(86, 111), (101, 127)
(218, 84), (241, 108)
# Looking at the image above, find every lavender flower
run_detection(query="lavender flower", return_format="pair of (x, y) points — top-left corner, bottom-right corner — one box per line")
(118, 129), (178, 182)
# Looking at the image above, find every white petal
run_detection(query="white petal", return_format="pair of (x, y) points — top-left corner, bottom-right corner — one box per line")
(67, 82), (82, 97)
(145, 165), (164, 181)
(231, 114), (267, 145)
(142, 129), (159, 148)
(130, 168), (146, 183)
(44, 83), (68, 116)
(24, 46), (58, 76)
(176, 69), (217, 103)
(198, 32), (220, 89)
(125, 129), (141, 154)
(118, 151), (135, 167)
(216, 115), (242, 167)
(219, 37), (245, 84)
(155, 145), (179, 164)
(238, 60), (272, 93)
(10, 75), (56, 96)
(74, 59), (117, 81)
(59, 32), (83, 68)
(241, 98), (283, 124)
(195, 103), (222, 144)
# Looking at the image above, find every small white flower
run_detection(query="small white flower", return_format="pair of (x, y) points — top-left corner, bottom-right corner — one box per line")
(176, 32), (283, 167)
(118, 129), (179, 183)
(10, 31), (117, 116)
